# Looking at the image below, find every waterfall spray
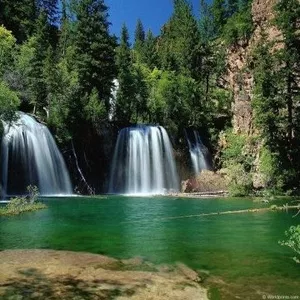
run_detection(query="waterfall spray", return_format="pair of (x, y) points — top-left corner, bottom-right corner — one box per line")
(109, 125), (179, 195)
(1, 113), (72, 197)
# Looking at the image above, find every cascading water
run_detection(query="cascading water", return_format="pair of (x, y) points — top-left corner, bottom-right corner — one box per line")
(109, 125), (179, 195)
(185, 129), (210, 175)
(1, 112), (73, 197)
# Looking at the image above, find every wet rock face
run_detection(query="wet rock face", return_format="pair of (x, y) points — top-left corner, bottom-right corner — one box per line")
(64, 122), (120, 195)
(181, 170), (229, 193)
(225, 0), (281, 135)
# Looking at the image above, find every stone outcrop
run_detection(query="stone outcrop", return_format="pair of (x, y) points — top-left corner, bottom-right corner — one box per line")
(225, 0), (282, 135)
(182, 170), (229, 193)
(0, 249), (209, 300)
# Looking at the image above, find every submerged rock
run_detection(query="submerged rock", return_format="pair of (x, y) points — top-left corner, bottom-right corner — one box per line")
(0, 249), (208, 300)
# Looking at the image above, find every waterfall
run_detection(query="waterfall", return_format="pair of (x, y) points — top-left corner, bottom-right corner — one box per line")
(185, 129), (210, 175)
(109, 125), (179, 195)
(1, 112), (73, 197)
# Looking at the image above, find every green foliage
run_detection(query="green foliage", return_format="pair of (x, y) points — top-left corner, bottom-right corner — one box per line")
(132, 63), (149, 122)
(84, 88), (106, 123)
(199, 0), (215, 42)
(36, 0), (59, 24)
(227, 163), (253, 196)
(280, 225), (300, 264)
(0, 0), (36, 42)
(0, 186), (46, 216)
(252, 38), (281, 148)
(0, 26), (16, 75)
(145, 68), (199, 128)
(259, 147), (280, 189)
(275, 0), (300, 39)
(0, 0), (232, 158)
(0, 81), (20, 122)
(74, 0), (116, 109)
(0, 198), (46, 216)
(2, 0), (297, 198)
(222, 7), (253, 45)
(12, 36), (37, 105)
(27, 185), (39, 204)
(143, 30), (158, 69)
(211, 0), (227, 37)
(210, 88), (232, 115)
(115, 24), (135, 122)
(47, 46), (79, 142)
(221, 131), (246, 162)
(227, 0), (239, 17)
(221, 130), (254, 196)
(250, 0), (300, 193)
(158, 0), (201, 78)
(5, 197), (29, 212)
(133, 19), (145, 64)
(27, 12), (53, 115)
(274, 0), (300, 146)
(147, 69), (170, 123)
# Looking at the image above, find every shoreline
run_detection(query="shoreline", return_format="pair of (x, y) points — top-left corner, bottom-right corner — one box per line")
(167, 190), (229, 198)
(0, 249), (208, 300)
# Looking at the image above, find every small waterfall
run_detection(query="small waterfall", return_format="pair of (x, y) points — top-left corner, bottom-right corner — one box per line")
(109, 125), (179, 195)
(185, 129), (210, 175)
(1, 112), (72, 197)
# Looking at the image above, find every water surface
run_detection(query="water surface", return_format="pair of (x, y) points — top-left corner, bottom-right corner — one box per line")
(0, 196), (299, 299)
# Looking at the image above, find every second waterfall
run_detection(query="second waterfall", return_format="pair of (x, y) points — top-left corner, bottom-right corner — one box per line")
(109, 126), (179, 195)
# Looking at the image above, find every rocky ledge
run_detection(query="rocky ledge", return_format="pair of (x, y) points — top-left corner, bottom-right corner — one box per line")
(0, 249), (208, 300)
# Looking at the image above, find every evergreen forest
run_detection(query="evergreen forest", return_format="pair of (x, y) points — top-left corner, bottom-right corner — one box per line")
(0, 0), (300, 196)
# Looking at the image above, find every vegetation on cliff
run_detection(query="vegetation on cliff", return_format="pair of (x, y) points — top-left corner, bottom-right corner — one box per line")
(0, 0), (299, 196)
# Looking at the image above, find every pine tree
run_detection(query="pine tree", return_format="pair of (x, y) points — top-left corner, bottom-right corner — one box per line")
(74, 0), (116, 111)
(36, 0), (59, 24)
(199, 0), (215, 42)
(227, 0), (239, 17)
(0, 0), (37, 42)
(133, 19), (145, 63)
(239, 0), (251, 11)
(211, 0), (226, 36)
(252, 36), (282, 151)
(43, 46), (58, 119)
(143, 29), (158, 69)
(274, 0), (300, 145)
(132, 64), (149, 122)
(29, 11), (52, 114)
(58, 0), (75, 57)
(0, 26), (17, 76)
(158, 0), (201, 78)
(134, 19), (145, 45)
(273, 0), (300, 189)
(252, 18), (300, 190)
(115, 24), (135, 123)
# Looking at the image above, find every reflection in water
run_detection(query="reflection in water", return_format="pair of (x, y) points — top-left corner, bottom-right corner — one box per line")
(0, 196), (299, 297)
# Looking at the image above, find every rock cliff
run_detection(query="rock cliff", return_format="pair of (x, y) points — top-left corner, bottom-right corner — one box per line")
(225, 0), (282, 134)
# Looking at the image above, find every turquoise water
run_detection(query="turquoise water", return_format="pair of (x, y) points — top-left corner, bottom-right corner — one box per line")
(1, 196), (299, 298)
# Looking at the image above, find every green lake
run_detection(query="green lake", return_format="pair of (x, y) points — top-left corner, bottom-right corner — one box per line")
(0, 196), (299, 299)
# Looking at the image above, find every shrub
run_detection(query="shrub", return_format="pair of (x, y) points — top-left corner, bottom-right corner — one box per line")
(27, 185), (39, 204)
(227, 163), (253, 196)
(0, 81), (20, 122)
(221, 130), (247, 163)
(280, 225), (300, 264)
(0, 186), (46, 216)
(220, 130), (254, 196)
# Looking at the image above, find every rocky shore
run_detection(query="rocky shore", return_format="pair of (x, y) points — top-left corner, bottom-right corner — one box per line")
(0, 249), (208, 300)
